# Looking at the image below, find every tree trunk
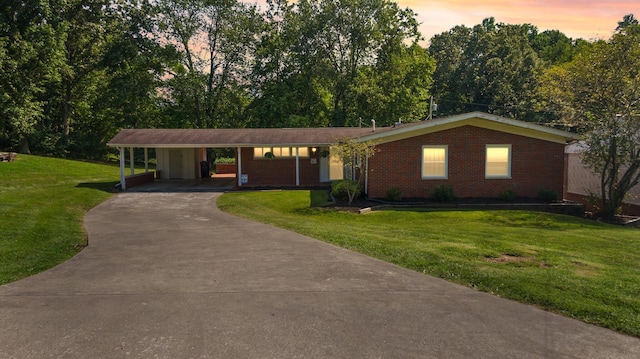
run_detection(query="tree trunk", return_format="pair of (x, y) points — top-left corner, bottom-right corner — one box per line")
(19, 136), (31, 154)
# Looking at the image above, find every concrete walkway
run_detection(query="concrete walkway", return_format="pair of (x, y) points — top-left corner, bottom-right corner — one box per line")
(1, 192), (639, 358)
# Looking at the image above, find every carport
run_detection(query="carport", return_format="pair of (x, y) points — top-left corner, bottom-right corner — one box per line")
(107, 127), (380, 190)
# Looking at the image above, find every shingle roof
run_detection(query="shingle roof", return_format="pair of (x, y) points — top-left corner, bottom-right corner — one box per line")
(107, 127), (389, 148)
(107, 112), (578, 148)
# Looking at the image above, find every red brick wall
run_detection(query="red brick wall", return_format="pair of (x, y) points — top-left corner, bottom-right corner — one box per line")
(125, 171), (155, 189)
(238, 147), (322, 187)
(367, 125), (566, 199)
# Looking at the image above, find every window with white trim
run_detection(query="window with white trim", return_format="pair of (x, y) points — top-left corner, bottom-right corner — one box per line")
(253, 147), (310, 159)
(485, 145), (511, 178)
(422, 146), (448, 179)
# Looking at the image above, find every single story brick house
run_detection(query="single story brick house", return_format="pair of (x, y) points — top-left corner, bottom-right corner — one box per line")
(107, 111), (578, 199)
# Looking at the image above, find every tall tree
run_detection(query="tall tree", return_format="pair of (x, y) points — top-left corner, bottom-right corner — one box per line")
(540, 19), (640, 218)
(155, 0), (261, 128)
(0, 0), (61, 153)
(429, 19), (546, 121)
(248, 0), (430, 128)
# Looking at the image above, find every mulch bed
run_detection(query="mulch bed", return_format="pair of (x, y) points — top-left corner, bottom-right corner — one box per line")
(323, 197), (639, 227)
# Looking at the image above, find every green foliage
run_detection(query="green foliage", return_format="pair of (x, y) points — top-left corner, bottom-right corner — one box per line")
(539, 18), (640, 218)
(219, 190), (640, 337)
(215, 157), (236, 164)
(428, 19), (546, 121)
(331, 180), (361, 202)
(330, 137), (377, 204)
(499, 189), (516, 202)
(431, 185), (454, 203)
(537, 188), (559, 203)
(385, 187), (402, 202)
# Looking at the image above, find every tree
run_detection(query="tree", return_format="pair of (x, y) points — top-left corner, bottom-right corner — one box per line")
(330, 137), (377, 204)
(155, 0), (261, 129)
(540, 19), (640, 218)
(0, 0), (60, 153)
(248, 0), (429, 128)
(429, 19), (545, 120)
(616, 14), (638, 32)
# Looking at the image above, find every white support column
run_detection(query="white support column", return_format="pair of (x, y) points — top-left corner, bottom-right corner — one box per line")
(129, 147), (134, 176)
(295, 147), (300, 187)
(144, 148), (149, 173)
(237, 147), (242, 187)
(119, 147), (126, 190)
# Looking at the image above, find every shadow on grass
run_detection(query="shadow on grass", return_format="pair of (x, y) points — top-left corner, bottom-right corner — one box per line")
(75, 181), (119, 193)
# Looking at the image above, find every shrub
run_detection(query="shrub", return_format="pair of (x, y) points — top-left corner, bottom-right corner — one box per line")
(538, 188), (559, 203)
(331, 180), (361, 202)
(385, 187), (402, 202)
(432, 185), (454, 203)
(215, 157), (236, 164)
(499, 189), (516, 202)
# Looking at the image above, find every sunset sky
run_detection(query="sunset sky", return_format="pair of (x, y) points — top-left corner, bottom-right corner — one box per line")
(250, 0), (640, 42)
(403, 0), (640, 41)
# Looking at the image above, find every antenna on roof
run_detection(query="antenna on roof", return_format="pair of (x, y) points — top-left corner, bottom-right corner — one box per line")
(371, 119), (376, 132)
(427, 96), (438, 120)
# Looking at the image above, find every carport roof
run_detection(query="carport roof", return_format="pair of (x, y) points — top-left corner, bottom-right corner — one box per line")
(107, 127), (389, 148)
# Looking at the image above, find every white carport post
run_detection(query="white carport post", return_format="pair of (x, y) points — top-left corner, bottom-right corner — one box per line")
(237, 147), (242, 187)
(144, 148), (149, 173)
(295, 147), (300, 187)
(129, 147), (134, 176)
(119, 147), (126, 190)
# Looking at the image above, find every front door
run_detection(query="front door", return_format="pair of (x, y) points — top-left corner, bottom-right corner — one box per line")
(319, 150), (330, 183)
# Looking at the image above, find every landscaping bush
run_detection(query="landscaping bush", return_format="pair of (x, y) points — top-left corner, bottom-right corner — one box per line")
(499, 189), (516, 202)
(431, 185), (454, 203)
(215, 157), (236, 164)
(538, 188), (559, 203)
(331, 180), (361, 202)
(385, 187), (402, 202)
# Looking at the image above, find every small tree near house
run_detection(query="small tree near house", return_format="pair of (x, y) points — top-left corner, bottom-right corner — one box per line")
(331, 137), (377, 204)
(539, 19), (640, 219)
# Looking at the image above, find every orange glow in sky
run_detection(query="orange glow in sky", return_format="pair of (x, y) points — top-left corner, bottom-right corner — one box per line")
(402, 0), (640, 41)
(248, 0), (640, 42)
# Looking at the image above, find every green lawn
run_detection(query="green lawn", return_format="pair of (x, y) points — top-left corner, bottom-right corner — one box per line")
(0, 155), (119, 284)
(218, 190), (640, 337)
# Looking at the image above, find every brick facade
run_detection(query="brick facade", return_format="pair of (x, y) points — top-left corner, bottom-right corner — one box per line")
(238, 147), (323, 187)
(367, 125), (566, 200)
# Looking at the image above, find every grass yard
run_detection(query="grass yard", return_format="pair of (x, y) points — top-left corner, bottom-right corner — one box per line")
(218, 190), (640, 337)
(0, 155), (119, 284)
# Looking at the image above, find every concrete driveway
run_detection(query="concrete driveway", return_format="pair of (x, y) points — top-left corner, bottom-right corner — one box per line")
(1, 192), (639, 358)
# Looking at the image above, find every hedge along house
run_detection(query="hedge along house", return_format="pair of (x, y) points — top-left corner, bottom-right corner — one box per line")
(107, 112), (578, 197)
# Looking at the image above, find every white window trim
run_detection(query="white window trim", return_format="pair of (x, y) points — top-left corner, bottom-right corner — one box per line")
(485, 144), (512, 179)
(422, 145), (448, 180)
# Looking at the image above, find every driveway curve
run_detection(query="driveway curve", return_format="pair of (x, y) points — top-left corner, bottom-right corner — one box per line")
(1, 192), (639, 358)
